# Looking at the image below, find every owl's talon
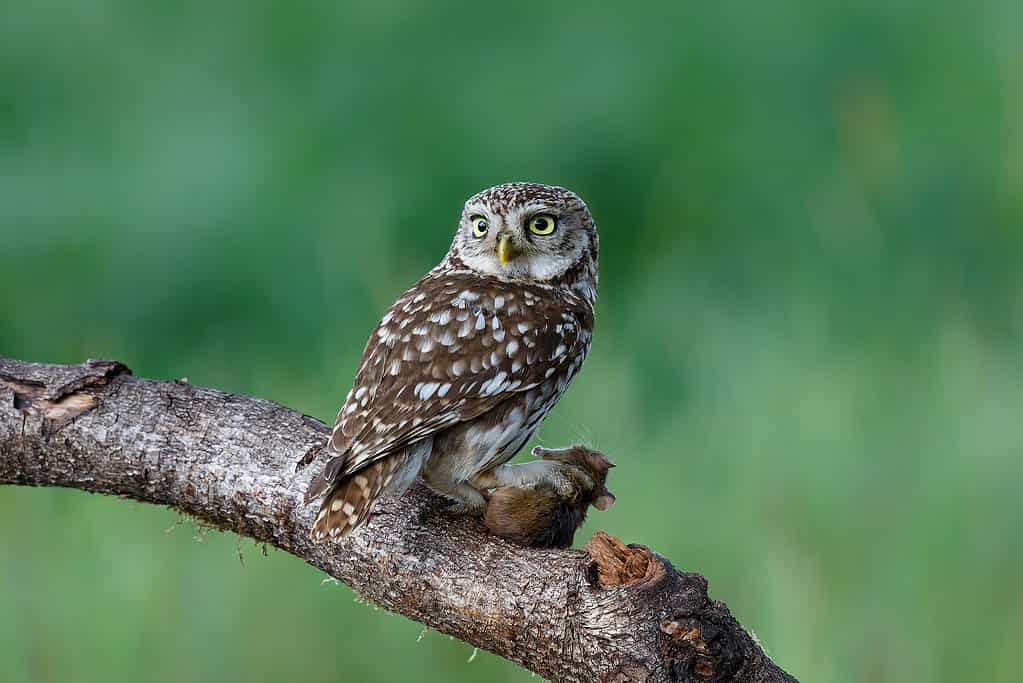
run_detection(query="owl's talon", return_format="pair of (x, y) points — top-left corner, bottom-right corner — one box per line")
(447, 498), (487, 517)
(479, 459), (593, 499)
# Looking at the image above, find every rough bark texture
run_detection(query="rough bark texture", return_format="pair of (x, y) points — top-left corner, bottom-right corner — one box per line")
(0, 357), (798, 683)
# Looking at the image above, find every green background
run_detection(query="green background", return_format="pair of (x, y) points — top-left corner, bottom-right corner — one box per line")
(2, 2), (1021, 681)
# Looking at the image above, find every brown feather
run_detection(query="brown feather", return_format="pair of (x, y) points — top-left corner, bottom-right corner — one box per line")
(310, 454), (407, 541)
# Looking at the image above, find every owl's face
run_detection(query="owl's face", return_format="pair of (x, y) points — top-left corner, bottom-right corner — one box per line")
(449, 183), (598, 285)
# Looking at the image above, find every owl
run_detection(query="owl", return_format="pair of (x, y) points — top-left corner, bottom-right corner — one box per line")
(305, 182), (599, 541)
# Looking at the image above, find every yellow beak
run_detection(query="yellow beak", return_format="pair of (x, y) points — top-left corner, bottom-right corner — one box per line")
(497, 233), (519, 268)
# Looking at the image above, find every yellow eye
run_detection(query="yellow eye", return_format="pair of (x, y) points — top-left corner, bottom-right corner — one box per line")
(471, 215), (488, 238)
(528, 214), (556, 236)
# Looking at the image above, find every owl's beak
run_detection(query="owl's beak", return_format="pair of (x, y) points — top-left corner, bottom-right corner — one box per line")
(497, 233), (520, 269)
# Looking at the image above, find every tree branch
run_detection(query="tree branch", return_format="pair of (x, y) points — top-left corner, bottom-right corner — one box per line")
(0, 357), (797, 683)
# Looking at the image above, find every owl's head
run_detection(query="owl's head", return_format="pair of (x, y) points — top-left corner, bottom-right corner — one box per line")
(448, 183), (598, 296)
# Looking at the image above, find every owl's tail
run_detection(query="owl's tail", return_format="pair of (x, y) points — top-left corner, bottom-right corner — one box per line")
(310, 455), (407, 542)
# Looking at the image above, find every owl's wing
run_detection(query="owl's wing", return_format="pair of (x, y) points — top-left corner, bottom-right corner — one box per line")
(309, 272), (592, 498)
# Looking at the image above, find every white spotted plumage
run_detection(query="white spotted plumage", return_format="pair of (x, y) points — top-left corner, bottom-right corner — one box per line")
(307, 183), (599, 541)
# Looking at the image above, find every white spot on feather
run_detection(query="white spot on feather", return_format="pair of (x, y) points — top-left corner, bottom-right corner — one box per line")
(430, 309), (452, 325)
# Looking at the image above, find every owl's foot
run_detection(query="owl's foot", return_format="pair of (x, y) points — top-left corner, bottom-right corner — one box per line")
(474, 460), (593, 499)
(422, 477), (488, 517)
(446, 496), (488, 517)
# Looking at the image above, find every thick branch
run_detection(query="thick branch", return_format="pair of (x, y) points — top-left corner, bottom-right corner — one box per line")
(0, 357), (797, 683)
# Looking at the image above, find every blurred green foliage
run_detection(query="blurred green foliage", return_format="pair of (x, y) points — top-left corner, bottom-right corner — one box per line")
(2, 1), (1021, 681)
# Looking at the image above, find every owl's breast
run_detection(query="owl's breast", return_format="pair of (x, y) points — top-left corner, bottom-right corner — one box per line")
(429, 376), (557, 481)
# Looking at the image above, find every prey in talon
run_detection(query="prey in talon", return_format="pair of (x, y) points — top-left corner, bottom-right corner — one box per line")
(484, 444), (616, 548)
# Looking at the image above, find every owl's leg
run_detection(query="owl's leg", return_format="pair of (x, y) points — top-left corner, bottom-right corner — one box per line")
(420, 469), (489, 516)
(472, 459), (592, 499)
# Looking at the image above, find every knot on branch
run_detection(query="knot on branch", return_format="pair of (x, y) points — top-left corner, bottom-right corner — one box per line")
(585, 530), (662, 587)
(658, 608), (745, 682)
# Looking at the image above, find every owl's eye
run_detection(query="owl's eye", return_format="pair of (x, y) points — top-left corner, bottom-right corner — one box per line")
(528, 214), (557, 236)
(470, 216), (488, 238)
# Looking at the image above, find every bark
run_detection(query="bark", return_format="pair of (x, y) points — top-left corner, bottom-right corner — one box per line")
(0, 357), (798, 683)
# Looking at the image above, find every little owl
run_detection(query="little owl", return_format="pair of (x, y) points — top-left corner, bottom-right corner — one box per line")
(306, 182), (599, 541)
